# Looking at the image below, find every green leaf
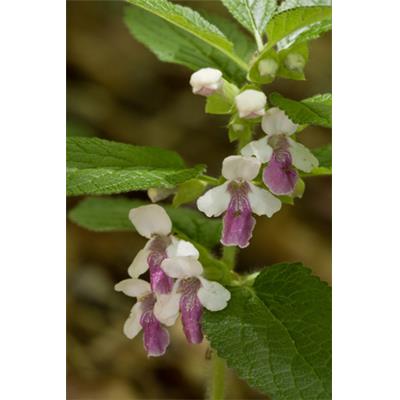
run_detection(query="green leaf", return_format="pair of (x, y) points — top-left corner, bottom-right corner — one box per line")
(248, 6), (331, 82)
(221, 0), (277, 38)
(279, 0), (331, 12)
(126, 0), (248, 72)
(124, 6), (247, 84)
(172, 179), (207, 207)
(203, 263), (331, 399)
(67, 137), (204, 196)
(269, 92), (332, 128)
(68, 197), (222, 250)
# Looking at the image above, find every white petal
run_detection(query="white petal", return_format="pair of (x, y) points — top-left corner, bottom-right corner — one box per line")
(196, 182), (230, 218)
(166, 237), (199, 258)
(288, 138), (319, 173)
(114, 278), (151, 298)
(123, 302), (143, 339)
(222, 155), (261, 181)
(129, 204), (172, 239)
(248, 183), (282, 217)
(190, 68), (223, 95)
(240, 137), (273, 163)
(197, 277), (231, 311)
(235, 89), (266, 119)
(127, 249), (150, 278)
(153, 282), (181, 326)
(261, 107), (298, 136)
(161, 256), (203, 279)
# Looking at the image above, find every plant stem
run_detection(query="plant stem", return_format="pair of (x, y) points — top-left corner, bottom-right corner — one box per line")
(208, 352), (226, 400)
(222, 246), (237, 270)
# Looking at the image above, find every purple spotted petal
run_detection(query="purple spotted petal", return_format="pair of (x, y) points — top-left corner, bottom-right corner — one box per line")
(222, 182), (255, 249)
(179, 278), (203, 344)
(140, 296), (170, 357)
(147, 237), (174, 294)
(263, 150), (298, 195)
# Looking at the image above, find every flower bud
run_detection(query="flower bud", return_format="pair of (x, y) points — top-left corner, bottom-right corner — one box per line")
(235, 89), (266, 119)
(189, 68), (223, 96)
(147, 188), (175, 203)
(258, 58), (279, 78)
(284, 53), (306, 72)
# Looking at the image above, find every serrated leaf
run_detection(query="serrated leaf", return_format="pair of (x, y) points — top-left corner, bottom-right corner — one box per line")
(221, 0), (277, 37)
(124, 6), (247, 84)
(66, 137), (204, 196)
(126, 0), (248, 74)
(269, 92), (332, 128)
(68, 197), (222, 250)
(279, 0), (331, 12)
(173, 179), (207, 207)
(203, 263), (331, 399)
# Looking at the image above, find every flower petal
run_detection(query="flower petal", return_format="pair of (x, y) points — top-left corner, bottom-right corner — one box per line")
(248, 183), (282, 217)
(123, 302), (143, 339)
(262, 152), (298, 195)
(197, 277), (231, 311)
(190, 68), (223, 96)
(288, 138), (319, 172)
(161, 256), (203, 279)
(222, 155), (261, 181)
(261, 107), (298, 136)
(114, 278), (151, 298)
(153, 282), (181, 327)
(166, 237), (199, 258)
(196, 182), (230, 217)
(235, 89), (266, 119)
(127, 248), (150, 278)
(140, 309), (170, 357)
(240, 137), (273, 163)
(129, 204), (172, 239)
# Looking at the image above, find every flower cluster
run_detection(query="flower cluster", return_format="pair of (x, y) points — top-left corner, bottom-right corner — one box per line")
(115, 204), (231, 357)
(190, 68), (319, 247)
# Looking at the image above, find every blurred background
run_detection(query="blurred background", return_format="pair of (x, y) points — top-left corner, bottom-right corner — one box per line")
(67, 1), (331, 399)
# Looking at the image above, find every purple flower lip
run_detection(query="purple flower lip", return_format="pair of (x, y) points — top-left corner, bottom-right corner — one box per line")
(222, 181), (255, 248)
(263, 149), (298, 195)
(140, 295), (170, 357)
(147, 236), (174, 294)
(179, 278), (203, 344)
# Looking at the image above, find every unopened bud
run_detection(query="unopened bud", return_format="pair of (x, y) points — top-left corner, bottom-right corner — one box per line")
(189, 68), (223, 96)
(147, 187), (175, 203)
(284, 53), (305, 72)
(258, 58), (279, 78)
(235, 89), (266, 119)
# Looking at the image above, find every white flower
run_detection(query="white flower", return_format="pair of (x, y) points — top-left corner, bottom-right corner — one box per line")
(235, 89), (267, 119)
(241, 107), (318, 173)
(258, 58), (279, 78)
(189, 68), (223, 96)
(196, 155), (281, 248)
(127, 205), (199, 294)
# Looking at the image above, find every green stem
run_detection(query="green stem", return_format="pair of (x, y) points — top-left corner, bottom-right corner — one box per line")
(208, 352), (226, 400)
(222, 246), (237, 270)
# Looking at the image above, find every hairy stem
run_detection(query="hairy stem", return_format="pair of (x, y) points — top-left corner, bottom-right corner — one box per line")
(208, 352), (226, 400)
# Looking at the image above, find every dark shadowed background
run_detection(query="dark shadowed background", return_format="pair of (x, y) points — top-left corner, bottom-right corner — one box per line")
(67, 1), (331, 399)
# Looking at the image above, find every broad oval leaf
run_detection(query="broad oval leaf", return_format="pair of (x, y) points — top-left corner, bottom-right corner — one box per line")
(269, 92), (332, 128)
(66, 137), (204, 196)
(126, 0), (248, 72)
(203, 263), (332, 399)
(279, 0), (331, 12)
